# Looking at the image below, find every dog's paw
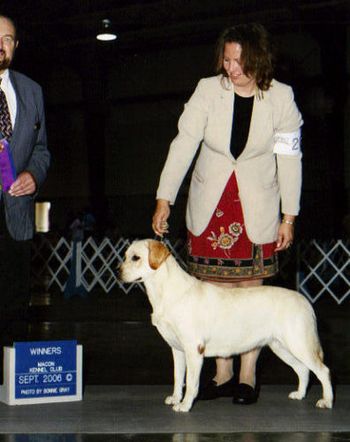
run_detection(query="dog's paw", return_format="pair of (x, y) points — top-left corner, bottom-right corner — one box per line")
(316, 398), (333, 409)
(288, 391), (305, 400)
(165, 395), (181, 405)
(172, 401), (192, 412)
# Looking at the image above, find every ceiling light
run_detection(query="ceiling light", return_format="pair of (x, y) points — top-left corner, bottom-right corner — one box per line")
(96, 19), (117, 41)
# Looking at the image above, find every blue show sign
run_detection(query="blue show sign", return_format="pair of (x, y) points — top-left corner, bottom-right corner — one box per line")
(14, 340), (77, 400)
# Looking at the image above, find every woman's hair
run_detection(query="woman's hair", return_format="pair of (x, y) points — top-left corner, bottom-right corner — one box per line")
(215, 23), (274, 91)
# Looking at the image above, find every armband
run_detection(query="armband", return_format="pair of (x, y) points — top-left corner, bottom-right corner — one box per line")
(273, 130), (301, 156)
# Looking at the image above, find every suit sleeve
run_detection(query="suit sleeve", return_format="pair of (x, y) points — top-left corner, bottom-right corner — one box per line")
(25, 85), (50, 188)
(275, 86), (303, 216)
(156, 79), (208, 204)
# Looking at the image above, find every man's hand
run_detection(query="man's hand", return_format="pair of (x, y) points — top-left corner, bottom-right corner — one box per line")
(8, 171), (37, 196)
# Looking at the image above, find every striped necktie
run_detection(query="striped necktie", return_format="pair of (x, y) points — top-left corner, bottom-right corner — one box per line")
(0, 78), (13, 140)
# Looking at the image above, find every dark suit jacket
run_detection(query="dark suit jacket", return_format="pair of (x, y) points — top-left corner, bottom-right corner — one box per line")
(1, 70), (50, 240)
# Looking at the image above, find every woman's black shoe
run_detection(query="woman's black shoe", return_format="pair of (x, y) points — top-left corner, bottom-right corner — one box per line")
(232, 383), (258, 405)
(198, 378), (235, 400)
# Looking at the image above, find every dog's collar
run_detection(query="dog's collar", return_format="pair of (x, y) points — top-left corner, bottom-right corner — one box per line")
(153, 234), (166, 243)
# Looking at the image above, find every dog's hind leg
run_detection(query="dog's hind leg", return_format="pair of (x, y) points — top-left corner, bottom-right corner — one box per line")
(310, 362), (333, 409)
(269, 340), (310, 400)
(287, 343), (333, 409)
(310, 361), (333, 409)
(173, 349), (204, 412)
(165, 348), (186, 406)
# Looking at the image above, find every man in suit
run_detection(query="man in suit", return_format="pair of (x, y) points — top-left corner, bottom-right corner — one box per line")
(0, 15), (50, 340)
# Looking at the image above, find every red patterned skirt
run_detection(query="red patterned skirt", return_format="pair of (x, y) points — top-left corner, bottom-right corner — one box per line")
(187, 172), (278, 282)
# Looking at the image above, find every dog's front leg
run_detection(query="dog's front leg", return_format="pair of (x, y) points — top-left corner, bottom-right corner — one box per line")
(173, 349), (203, 412)
(165, 348), (186, 406)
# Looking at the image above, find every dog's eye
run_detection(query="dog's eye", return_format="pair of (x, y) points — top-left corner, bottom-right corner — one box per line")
(131, 255), (140, 262)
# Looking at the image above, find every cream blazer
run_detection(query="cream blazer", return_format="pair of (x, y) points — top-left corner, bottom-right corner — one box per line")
(156, 75), (303, 244)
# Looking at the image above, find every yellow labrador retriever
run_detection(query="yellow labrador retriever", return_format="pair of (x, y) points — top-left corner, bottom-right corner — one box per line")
(119, 239), (333, 412)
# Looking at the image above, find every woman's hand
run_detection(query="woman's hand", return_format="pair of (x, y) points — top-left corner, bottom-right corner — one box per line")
(275, 216), (295, 252)
(152, 199), (171, 237)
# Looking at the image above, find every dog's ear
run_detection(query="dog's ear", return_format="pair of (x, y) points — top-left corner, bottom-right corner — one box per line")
(148, 240), (171, 270)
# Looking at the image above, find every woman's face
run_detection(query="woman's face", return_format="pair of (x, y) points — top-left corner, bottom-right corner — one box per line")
(222, 42), (256, 93)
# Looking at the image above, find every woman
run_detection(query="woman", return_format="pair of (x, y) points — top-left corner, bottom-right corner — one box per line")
(152, 23), (303, 405)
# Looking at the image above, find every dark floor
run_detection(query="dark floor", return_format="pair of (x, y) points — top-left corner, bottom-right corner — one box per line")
(1, 435), (350, 441)
(0, 435), (350, 441)
(0, 385), (349, 435)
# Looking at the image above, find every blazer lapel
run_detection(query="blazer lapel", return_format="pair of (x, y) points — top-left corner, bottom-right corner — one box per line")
(238, 92), (273, 160)
(219, 85), (235, 159)
(8, 70), (25, 154)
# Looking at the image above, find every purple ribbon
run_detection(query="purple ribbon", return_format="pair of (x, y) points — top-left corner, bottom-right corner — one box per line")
(0, 138), (16, 192)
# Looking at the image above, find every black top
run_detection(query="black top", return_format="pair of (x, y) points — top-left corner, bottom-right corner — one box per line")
(230, 93), (254, 159)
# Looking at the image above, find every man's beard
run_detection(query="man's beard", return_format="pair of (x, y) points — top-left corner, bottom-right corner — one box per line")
(0, 52), (11, 71)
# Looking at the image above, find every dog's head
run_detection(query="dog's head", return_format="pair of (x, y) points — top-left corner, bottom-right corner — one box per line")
(119, 239), (171, 283)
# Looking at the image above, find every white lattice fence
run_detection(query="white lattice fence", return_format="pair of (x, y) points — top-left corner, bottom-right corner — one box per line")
(297, 239), (350, 304)
(31, 236), (350, 304)
(76, 237), (137, 293)
(31, 236), (187, 295)
(31, 236), (72, 292)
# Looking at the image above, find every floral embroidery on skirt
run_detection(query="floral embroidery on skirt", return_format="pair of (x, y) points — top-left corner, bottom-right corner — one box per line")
(187, 172), (278, 282)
